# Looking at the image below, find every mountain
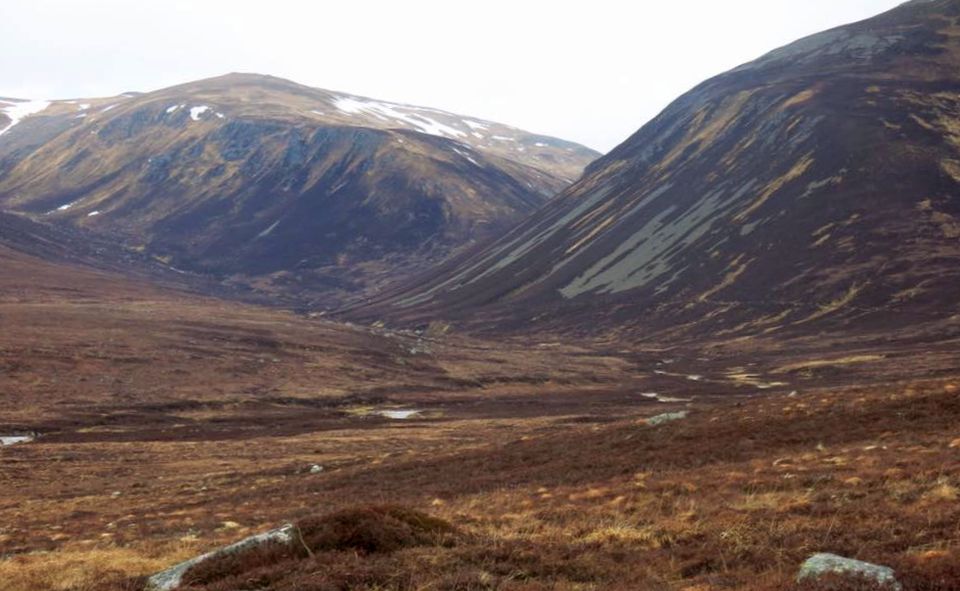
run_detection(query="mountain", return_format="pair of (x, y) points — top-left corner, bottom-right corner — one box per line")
(351, 0), (960, 343)
(0, 74), (599, 306)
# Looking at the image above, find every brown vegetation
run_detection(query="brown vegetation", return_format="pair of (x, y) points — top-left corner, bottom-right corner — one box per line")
(4, 361), (960, 589)
(2, 206), (960, 590)
(177, 506), (457, 590)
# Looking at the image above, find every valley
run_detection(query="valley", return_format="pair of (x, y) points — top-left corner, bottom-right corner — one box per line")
(0, 75), (598, 308)
(2, 1), (960, 590)
(1, 222), (958, 590)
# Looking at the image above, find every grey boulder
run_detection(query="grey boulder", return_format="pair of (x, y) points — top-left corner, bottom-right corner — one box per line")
(145, 524), (295, 590)
(797, 553), (901, 589)
(646, 411), (689, 426)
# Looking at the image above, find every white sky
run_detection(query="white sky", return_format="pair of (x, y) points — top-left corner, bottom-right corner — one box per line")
(0, 0), (904, 152)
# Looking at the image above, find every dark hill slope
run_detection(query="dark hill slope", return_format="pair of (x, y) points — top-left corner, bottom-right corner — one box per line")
(0, 75), (599, 305)
(352, 0), (960, 343)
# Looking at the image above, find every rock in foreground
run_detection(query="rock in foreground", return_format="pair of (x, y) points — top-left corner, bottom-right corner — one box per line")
(145, 524), (294, 591)
(797, 553), (901, 590)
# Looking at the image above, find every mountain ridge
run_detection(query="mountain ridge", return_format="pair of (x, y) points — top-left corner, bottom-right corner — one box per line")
(345, 0), (960, 344)
(0, 74), (599, 306)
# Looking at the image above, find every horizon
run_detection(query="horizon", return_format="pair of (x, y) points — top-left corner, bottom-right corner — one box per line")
(1, 0), (905, 152)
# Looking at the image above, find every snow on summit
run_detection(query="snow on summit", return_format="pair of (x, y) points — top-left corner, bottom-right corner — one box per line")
(189, 106), (211, 121)
(0, 99), (51, 136)
(333, 96), (466, 139)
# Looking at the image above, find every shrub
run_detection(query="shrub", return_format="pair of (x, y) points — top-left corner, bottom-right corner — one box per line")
(179, 505), (456, 589)
(298, 505), (457, 555)
(896, 551), (960, 591)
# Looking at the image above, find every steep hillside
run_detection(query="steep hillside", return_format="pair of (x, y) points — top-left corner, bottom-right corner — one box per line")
(0, 75), (599, 305)
(354, 0), (960, 342)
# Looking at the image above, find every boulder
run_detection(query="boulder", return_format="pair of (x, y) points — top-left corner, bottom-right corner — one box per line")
(646, 411), (689, 426)
(145, 524), (295, 591)
(797, 553), (901, 590)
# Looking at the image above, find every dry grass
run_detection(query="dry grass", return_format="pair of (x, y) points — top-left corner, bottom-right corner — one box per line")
(5, 378), (958, 590)
(3, 242), (960, 590)
(772, 355), (886, 374)
(0, 542), (197, 591)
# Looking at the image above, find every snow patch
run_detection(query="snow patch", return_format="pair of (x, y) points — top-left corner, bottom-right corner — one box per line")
(640, 392), (693, 403)
(453, 146), (481, 167)
(335, 97), (388, 120)
(52, 199), (82, 213)
(0, 435), (33, 446)
(100, 104), (119, 113)
(332, 97), (368, 114)
(87, 210), (100, 217)
(189, 106), (210, 121)
(333, 97), (466, 139)
(378, 409), (421, 420)
(165, 104), (182, 114)
(256, 220), (281, 239)
(0, 99), (51, 136)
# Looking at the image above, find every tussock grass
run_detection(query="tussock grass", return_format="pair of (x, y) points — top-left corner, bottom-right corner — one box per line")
(0, 543), (197, 591)
(118, 379), (960, 591)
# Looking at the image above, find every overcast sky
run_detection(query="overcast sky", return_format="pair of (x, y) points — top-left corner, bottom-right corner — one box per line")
(1, 0), (904, 152)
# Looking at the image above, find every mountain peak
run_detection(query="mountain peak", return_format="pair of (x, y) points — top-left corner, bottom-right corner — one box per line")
(0, 74), (599, 307)
(349, 0), (960, 344)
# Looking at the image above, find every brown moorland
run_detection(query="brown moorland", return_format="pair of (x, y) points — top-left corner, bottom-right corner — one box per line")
(1, 219), (960, 590)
